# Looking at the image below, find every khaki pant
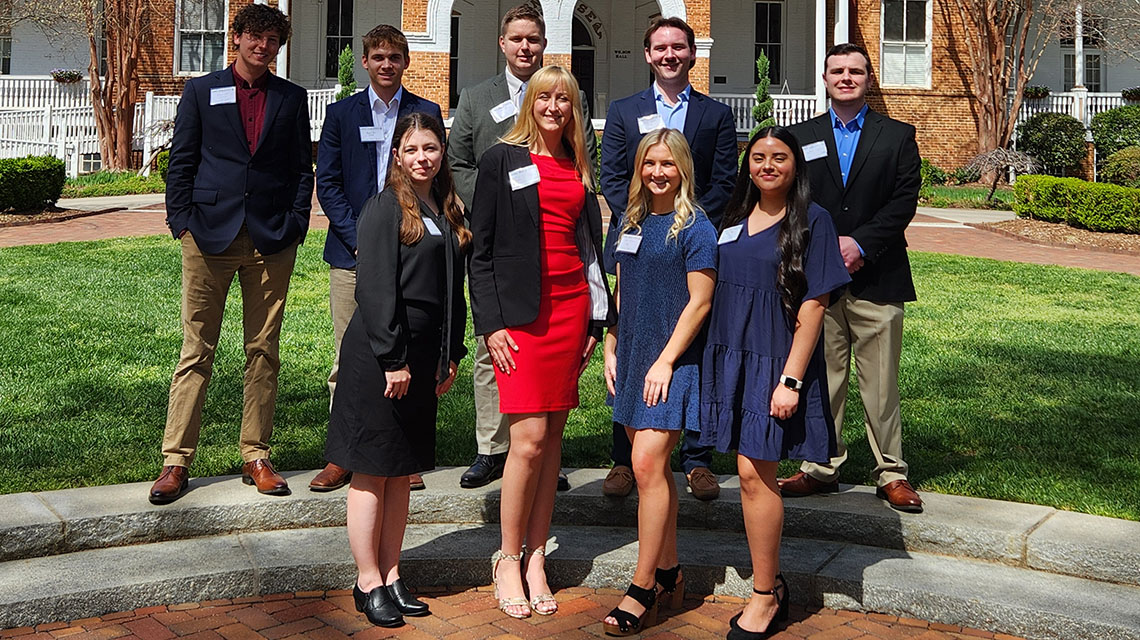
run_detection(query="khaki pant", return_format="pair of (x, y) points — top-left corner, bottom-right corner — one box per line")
(801, 291), (909, 487)
(327, 266), (357, 409)
(473, 336), (510, 455)
(161, 228), (298, 467)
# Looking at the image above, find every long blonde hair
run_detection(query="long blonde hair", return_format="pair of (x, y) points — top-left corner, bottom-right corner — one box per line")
(499, 65), (593, 189)
(387, 112), (471, 251)
(621, 129), (700, 243)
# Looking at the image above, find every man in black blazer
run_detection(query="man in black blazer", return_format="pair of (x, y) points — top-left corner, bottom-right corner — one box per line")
(597, 16), (737, 501)
(310, 24), (444, 493)
(150, 4), (313, 505)
(781, 43), (923, 513)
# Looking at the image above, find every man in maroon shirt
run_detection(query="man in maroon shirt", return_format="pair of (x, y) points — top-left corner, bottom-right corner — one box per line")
(151, 3), (314, 505)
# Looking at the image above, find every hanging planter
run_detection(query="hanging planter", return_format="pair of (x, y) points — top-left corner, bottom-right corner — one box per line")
(1023, 85), (1051, 100)
(50, 69), (83, 84)
(1122, 87), (1140, 102)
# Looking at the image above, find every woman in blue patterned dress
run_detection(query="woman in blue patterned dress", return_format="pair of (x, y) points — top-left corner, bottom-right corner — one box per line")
(601, 129), (717, 636)
(701, 127), (850, 639)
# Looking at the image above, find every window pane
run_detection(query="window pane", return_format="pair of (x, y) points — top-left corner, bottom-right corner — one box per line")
(755, 4), (767, 43)
(204, 0), (223, 31)
(1086, 54), (1102, 92)
(204, 33), (225, 71)
(181, 35), (202, 72)
(904, 44), (925, 85)
(881, 43), (905, 84)
(769, 44), (781, 84)
(450, 15), (459, 56)
(341, 0), (353, 37)
(1063, 53), (1075, 90)
(884, 0), (904, 40)
(327, 0), (340, 37)
(905, 0), (925, 41)
(769, 4), (781, 43)
(326, 38), (340, 77)
(181, 0), (203, 30)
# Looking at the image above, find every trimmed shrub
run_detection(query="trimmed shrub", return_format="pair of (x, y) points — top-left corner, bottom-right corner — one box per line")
(0, 155), (66, 212)
(1013, 174), (1140, 233)
(1101, 146), (1140, 189)
(157, 149), (170, 182)
(1090, 104), (1140, 160)
(1016, 112), (1087, 176)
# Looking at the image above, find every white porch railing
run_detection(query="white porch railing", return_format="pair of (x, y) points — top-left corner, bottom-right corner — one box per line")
(709, 93), (818, 132)
(307, 88), (339, 142)
(0, 76), (96, 110)
(1015, 91), (1129, 127)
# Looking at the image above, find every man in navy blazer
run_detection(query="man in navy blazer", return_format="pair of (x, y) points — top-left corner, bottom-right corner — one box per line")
(310, 24), (443, 493)
(151, 4), (313, 505)
(598, 16), (737, 501)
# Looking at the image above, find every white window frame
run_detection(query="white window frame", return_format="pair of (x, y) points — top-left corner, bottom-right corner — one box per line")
(0, 34), (11, 76)
(173, 0), (229, 77)
(324, 0), (354, 79)
(754, 0), (785, 85)
(879, 0), (932, 89)
(1063, 50), (1106, 92)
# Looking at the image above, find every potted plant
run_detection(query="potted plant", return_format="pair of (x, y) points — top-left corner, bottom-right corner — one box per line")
(1023, 85), (1051, 100)
(50, 69), (83, 84)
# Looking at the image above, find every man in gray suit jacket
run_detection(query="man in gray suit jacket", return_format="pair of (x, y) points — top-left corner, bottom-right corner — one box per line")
(448, 4), (595, 490)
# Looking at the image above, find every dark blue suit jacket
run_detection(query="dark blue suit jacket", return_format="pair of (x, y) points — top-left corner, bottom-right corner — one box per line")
(599, 86), (737, 273)
(316, 88), (444, 269)
(165, 65), (313, 255)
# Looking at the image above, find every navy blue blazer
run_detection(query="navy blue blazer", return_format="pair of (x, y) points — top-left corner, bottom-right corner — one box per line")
(165, 65), (314, 256)
(316, 88), (444, 269)
(599, 86), (737, 273)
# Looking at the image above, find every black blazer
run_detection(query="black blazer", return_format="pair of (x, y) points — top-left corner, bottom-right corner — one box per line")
(789, 108), (921, 303)
(468, 143), (616, 338)
(165, 65), (314, 255)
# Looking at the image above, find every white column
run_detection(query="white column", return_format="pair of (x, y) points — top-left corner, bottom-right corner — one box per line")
(815, 0), (827, 114)
(276, 0), (289, 79)
(1073, 3), (1084, 89)
(142, 91), (155, 176)
(540, 0), (574, 57)
(834, 0), (849, 45)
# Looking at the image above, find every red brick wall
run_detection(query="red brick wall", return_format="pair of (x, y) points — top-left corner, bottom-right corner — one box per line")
(685, 0), (710, 94)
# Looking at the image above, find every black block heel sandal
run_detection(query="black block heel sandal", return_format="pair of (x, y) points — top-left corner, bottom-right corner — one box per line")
(603, 582), (657, 637)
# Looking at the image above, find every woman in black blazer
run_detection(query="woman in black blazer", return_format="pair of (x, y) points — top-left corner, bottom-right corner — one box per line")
(324, 113), (469, 628)
(468, 66), (615, 620)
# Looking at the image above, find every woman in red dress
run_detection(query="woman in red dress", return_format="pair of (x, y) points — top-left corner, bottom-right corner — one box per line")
(469, 65), (615, 620)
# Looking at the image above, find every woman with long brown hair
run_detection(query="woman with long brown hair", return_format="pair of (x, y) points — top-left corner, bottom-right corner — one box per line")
(324, 112), (470, 628)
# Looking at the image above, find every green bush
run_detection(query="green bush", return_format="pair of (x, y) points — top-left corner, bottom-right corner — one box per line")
(1016, 112), (1087, 176)
(61, 171), (165, 198)
(157, 150), (170, 182)
(951, 166), (981, 185)
(921, 158), (947, 187)
(1013, 174), (1140, 233)
(0, 155), (66, 213)
(1101, 146), (1140, 189)
(1090, 104), (1140, 160)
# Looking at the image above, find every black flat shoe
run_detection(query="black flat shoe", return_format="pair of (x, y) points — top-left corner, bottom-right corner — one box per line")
(386, 578), (429, 617)
(460, 453), (506, 488)
(726, 574), (788, 640)
(352, 582), (404, 627)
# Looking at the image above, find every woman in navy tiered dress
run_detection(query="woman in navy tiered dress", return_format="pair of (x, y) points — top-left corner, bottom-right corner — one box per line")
(700, 127), (850, 639)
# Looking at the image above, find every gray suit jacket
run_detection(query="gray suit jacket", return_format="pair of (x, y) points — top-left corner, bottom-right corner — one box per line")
(447, 71), (596, 208)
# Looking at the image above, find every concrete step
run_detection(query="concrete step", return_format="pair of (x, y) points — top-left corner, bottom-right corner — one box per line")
(3, 467), (1138, 591)
(2, 523), (1138, 639)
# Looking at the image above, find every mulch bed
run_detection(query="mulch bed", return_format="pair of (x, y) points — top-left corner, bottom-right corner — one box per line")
(974, 218), (1140, 256)
(0, 207), (120, 228)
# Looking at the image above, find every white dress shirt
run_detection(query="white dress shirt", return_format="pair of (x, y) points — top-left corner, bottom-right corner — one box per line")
(368, 85), (403, 190)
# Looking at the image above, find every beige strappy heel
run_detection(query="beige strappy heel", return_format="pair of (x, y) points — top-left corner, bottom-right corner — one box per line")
(524, 546), (558, 615)
(491, 550), (531, 619)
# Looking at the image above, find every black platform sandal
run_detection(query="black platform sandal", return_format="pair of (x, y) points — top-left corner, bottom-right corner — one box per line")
(726, 574), (788, 640)
(654, 565), (685, 609)
(603, 582), (658, 637)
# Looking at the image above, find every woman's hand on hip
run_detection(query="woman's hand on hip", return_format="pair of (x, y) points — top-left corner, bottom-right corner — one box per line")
(770, 385), (800, 420)
(436, 360), (459, 396)
(486, 329), (518, 374)
(643, 358), (673, 407)
(384, 366), (411, 399)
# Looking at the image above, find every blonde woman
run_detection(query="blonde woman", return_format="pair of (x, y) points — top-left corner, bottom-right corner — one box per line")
(600, 129), (716, 635)
(468, 65), (615, 619)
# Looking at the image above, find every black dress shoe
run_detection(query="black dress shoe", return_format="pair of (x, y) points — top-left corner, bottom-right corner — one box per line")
(460, 453), (506, 488)
(386, 578), (429, 616)
(557, 470), (570, 491)
(353, 583), (404, 627)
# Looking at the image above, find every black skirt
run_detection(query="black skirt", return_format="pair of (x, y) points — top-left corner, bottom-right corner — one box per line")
(325, 311), (440, 477)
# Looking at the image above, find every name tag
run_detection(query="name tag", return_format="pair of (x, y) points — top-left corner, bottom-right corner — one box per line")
(422, 217), (443, 236)
(802, 140), (828, 161)
(616, 233), (642, 254)
(637, 113), (665, 134)
(359, 126), (384, 142)
(509, 164), (540, 190)
(490, 99), (519, 124)
(718, 224), (743, 245)
(210, 86), (236, 106)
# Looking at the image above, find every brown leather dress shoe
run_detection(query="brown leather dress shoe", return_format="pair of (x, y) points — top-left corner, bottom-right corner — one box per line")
(876, 479), (923, 513)
(602, 465), (635, 497)
(686, 466), (720, 501)
(409, 473), (425, 491)
(778, 471), (839, 497)
(149, 465), (189, 505)
(242, 459), (290, 496)
(309, 463), (351, 492)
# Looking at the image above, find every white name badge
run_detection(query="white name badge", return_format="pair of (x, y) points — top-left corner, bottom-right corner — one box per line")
(802, 140), (828, 161)
(509, 164), (541, 191)
(359, 126), (384, 142)
(490, 99), (519, 124)
(637, 113), (665, 134)
(616, 233), (643, 254)
(718, 224), (743, 245)
(422, 217), (443, 236)
(209, 86), (236, 106)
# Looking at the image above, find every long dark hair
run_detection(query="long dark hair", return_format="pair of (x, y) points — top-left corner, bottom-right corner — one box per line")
(386, 112), (471, 251)
(721, 126), (811, 325)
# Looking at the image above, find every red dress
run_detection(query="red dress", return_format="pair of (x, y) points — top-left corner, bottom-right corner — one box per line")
(495, 153), (590, 412)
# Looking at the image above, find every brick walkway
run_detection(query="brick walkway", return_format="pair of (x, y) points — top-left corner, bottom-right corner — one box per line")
(0, 589), (1024, 640)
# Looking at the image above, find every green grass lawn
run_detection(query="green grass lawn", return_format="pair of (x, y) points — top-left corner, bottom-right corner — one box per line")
(62, 171), (166, 198)
(1, 232), (1138, 520)
(922, 184), (1014, 210)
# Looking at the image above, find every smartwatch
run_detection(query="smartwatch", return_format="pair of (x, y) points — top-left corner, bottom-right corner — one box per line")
(779, 374), (803, 391)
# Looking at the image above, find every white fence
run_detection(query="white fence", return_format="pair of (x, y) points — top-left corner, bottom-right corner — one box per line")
(0, 76), (96, 110)
(1014, 91), (1128, 127)
(709, 93), (819, 132)
(307, 88), (338, 142)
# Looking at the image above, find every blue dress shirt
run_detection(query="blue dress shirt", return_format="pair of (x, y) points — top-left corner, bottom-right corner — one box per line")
(653, 83), (691, 131)
(831, 103), (868, 187)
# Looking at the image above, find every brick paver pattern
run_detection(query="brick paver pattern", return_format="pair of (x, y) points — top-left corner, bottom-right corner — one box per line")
(0, 588), (1026, 640)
